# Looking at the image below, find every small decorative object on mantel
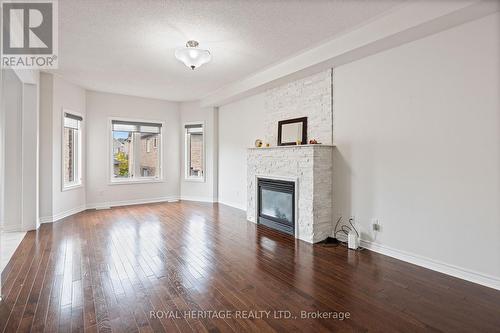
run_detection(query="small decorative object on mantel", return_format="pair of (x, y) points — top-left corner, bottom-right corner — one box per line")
(309, 139), (320, 144)
(255, 139), (263, 148)
(265, 143), (270, 147)
(278, 117), (308, 146)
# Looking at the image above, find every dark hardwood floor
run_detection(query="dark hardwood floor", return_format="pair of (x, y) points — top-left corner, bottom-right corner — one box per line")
(1, 201), (500, 332)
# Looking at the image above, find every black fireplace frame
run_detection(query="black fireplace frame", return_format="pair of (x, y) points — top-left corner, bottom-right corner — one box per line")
(257, 178), (295, 236)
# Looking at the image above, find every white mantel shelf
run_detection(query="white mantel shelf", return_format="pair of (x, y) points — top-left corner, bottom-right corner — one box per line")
(248, 144), (336, 150)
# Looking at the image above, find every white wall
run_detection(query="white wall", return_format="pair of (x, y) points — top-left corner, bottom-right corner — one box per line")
(39, 73), (87, 220)
(39, 74), (53, 218)
(333, 13), (500, 281)
(2, 70), (23, 231)
(85, 91), (180, 207)
(52, 76), (87, 217)
(0, 68), (2, 291)
(21, 82), (39, 230)
(216, 13), (500, 287)
(0, 70), (39, 231)
(218, 93), (266, 209)
(179, 101), (218, 202)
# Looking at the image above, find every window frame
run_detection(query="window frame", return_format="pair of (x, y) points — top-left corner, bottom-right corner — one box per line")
(61, 109), (83, 191)
(108, 117), (165, 185)
(184, 121), (205, 182)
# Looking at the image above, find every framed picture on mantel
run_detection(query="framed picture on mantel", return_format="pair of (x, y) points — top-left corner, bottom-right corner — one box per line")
(278, 117), (308, 146)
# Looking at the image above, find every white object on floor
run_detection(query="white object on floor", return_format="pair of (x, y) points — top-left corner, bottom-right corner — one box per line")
(1, 231), (27, 273)
(348, 231), (359, 250)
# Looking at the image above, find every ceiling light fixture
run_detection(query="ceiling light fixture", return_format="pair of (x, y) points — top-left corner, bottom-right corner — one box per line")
(174, 40), (211, 70)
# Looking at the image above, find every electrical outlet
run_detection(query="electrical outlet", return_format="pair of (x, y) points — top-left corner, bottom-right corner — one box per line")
(372, 218), (381, 232)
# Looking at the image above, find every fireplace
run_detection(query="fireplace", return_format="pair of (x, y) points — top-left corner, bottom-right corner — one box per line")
(248, 146), (333, 243)
(257, 178), (295, 236)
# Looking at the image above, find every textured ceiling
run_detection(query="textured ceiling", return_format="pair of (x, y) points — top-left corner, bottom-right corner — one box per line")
(52, 0), (407, 101)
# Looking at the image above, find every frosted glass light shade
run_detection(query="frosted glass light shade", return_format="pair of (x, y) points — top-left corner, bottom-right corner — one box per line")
(175, 41), (212, 70)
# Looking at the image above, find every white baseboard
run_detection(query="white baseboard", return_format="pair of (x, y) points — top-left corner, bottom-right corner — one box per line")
(37, 196), (218, 225)
(39, 196), (180, 224)
(181, 198), (246, 211)
(359, 239), (500, 291)
(38, 216), (53, 224)
(1, 221), (39, 232)
(40, 205), (87, 224)
(0, 224), (24, 232)
(180, 195), (216, 203)
(34, 198), (500, 291)
(217, 200), (246, 211)
(86, 196), (179, 210)
(333, 232), (500, 290)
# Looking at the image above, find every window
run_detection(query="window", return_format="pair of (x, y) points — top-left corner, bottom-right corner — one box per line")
(63, 112), (82, 189)
(111, 119), (162, 182)
(184, 123), (204, 181)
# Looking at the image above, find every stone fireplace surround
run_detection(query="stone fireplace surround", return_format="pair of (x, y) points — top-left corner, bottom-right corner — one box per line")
(247, 144), (334, 243)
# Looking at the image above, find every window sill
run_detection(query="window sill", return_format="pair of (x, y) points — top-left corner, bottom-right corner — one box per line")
(184, 177), (205, 183)
(62, 183), (83, 192)
(109, 178), (164, 185)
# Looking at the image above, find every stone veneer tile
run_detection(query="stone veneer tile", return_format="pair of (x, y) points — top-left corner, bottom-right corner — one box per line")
(247, 69), (334, 243)
(264, 70), (332, 146)
(247, 146), (333, 243)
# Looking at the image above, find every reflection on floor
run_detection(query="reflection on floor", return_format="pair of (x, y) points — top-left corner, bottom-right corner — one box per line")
(0, 231), (26, 273)
(1, 202), (500, 332)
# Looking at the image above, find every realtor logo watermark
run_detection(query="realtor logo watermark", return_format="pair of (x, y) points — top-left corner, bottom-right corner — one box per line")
(1, 0), (58, 68)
